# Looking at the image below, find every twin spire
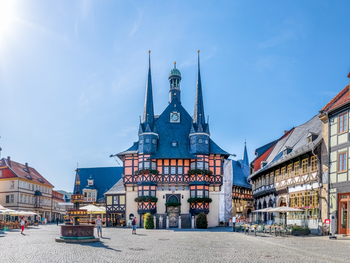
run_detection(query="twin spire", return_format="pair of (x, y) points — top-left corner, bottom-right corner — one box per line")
(140, 50), (209, 135)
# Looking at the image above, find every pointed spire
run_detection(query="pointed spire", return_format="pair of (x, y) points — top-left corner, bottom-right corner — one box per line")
(190, 124), (196, 134)
(193, 50), (205, 127)
(153, 124), (158, 133)
(75, 167), (81, 194)
(243, 141), (249, 167)
(143, 50), (154, 125)
(145, 123), (151, 132)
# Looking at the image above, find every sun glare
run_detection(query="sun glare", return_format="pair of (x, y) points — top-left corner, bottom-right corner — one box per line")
(0, 0), (16, 43)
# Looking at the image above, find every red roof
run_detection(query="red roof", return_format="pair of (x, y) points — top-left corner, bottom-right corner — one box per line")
(321, 84), (350, 112)
(0, 158), (54, 187)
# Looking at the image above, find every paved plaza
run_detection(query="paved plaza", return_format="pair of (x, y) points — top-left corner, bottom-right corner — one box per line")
(0, 225), (350, 262)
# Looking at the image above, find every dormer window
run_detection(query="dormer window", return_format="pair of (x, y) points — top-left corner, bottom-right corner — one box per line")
(38, 178), (44, 183)
(23, 168), (29, 173)
(205, 140), (208, 145)
(307, 132), (318, 143)
(191, 139), (195, 144)
(139, 140), (143, 145)
(283, 146), (293, 155)
(152, 139), (156, 144)
(199, 139), (203, 144)
(172, 140), (178, 147)
(26, 174), (32, 179)
(145, 138), (150, 143)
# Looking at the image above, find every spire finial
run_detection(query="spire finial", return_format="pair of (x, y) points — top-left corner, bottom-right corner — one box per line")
(174, 61), (176, 69)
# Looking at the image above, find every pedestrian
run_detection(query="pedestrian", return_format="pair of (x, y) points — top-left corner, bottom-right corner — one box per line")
(56, 217), (59, 226)
(44, 218), (47, 225)
(232, 216), (236, 232)
(41, 217), (44, 226)
(131, 216), (137, 235)
(159, 215), (163, 229)
(95, 215), (102, 238)
(20, 216), (25, 235)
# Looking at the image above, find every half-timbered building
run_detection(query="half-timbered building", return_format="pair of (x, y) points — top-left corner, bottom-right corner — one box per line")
(115, 52), (230, 228)
(249, 114), (326, 234)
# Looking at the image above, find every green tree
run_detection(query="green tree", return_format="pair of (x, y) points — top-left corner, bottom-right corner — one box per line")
(196, 212), (208, 229)
(144, 213), (154, 229)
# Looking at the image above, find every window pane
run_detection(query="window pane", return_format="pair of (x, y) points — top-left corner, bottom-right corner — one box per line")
(197, 162), (203, 169)
(151, 191), (156, 197)
(114, 196), (118, 204)
(191, 191), (195, 198)
(191, 162), (195, 169)
(119, 195), (125, 205)
(178, 167), (183, 174)
(171, 167), (176, 174)
(164, 167), (169, 174)
(144, 162), (150, 169)
(197, 190), (203, 198)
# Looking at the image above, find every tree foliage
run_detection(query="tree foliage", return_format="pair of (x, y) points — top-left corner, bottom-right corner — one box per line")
(144, 213), (154, 229)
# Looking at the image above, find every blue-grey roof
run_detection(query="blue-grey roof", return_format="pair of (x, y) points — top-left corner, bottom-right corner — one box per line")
(249, 114), (322, 179)
(152, 98), (196, 159)
(209, 138), (230, 156)
(73, 167), (123, 202)
(104, 179), (125, 195)
(230, 160), (252, 189)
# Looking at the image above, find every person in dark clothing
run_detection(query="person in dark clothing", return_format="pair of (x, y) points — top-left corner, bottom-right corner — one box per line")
(56, 217), (59, 226)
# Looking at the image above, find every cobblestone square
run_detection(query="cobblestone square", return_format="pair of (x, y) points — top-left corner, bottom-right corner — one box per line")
(1, 224), (350, 262)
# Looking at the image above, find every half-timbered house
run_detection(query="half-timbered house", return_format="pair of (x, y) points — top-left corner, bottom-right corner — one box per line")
(114, 52), (230, 228)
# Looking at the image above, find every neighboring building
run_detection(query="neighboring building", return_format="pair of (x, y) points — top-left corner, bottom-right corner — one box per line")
(319, 72), (350, 235)
(56, 190), (72, 203)
(248, 114), (325, 234)
(52, 190), (66, 221)
(115, 52), (230, 228)
(0, 156), (54, 220)
(72, 167), (123, 206)
(104, 179), (126, 227)
(225, 143), (253, 221)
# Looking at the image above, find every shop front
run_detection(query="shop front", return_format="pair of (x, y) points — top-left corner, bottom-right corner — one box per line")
(338, 193), (350, 235)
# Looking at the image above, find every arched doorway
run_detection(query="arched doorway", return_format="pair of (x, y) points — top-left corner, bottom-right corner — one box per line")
(167, 195), (180, 227)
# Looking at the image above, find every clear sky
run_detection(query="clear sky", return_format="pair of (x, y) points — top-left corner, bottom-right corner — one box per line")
(1, 0), (350, 192)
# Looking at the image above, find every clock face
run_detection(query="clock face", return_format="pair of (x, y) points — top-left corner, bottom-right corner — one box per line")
(170, 112), (180, 123)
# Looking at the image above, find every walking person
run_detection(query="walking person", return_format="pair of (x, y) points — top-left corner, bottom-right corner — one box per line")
(131, 216), (137, 235)
(232, 216), (236, 232)
(20, 216), (25, 235)
(44, 218), (47, 225)
(41, 217), (44, 226)
(56, 217), (59, 226)
(95, 215), (103, 238)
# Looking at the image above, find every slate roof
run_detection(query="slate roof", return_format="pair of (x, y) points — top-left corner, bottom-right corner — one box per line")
(104, 179), (125, 195)
(152, 98), (196, 159)
(73, 167), (123, 202)
(0, 157), (54, 187)
(249, 114), (322, 180)
(230, 159), (252, 189)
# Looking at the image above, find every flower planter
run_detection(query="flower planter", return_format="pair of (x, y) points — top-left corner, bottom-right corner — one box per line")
(292, 229), (310, 236)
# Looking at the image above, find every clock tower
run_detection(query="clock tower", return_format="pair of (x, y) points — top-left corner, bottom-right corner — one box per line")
(169, 62), (181, 104)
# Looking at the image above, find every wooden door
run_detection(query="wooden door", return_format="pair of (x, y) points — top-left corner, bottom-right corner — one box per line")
(338, 194), (350, 234)
(168, 206), (179, 227)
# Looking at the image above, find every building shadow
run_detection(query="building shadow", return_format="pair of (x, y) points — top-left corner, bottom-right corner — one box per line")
(76, 241), (122, 252)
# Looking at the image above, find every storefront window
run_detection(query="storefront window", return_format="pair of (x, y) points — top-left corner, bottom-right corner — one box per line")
(342, 202), (348, 229)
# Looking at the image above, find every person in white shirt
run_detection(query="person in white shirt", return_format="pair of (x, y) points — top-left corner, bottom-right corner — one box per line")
(95, 215), (103, 238)
(232, 216), (236, 232)
(20, 216), (25, 235)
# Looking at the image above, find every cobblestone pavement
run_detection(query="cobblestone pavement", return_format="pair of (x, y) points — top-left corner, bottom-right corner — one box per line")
(1, 225), (350, 262)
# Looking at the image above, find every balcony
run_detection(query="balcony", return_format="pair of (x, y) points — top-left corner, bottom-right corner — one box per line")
(189, 202), (209, 215)
(137, 201), (157, 214)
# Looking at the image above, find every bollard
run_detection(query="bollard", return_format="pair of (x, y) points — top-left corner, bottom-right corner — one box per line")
(178, 216), (181, 229)
(166, 216), (169, 229)
(191, 216), (195, 229)
(154, 216), (156, 229)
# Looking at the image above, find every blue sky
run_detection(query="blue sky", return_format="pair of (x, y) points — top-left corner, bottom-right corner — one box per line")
(0, 0), (349, 191)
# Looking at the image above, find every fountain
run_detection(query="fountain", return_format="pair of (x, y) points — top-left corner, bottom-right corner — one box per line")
(55, 169), (100, 243)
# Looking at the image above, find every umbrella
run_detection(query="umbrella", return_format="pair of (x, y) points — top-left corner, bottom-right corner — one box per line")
(271, 207), (304, 225)
(0, 204), (6, 210)
(80, 205), (106, 214)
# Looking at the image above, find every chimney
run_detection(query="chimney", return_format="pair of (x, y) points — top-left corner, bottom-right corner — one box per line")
(25, 163), (29, 172)
(284, 130), (289, 135)
(7, 156), (11, 167)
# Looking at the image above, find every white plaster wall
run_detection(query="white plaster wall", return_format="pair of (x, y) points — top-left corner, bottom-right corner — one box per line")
(208, 191), (220, 227)
(126, 191), (138, 226)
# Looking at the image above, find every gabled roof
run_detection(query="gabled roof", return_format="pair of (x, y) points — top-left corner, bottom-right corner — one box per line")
(151, 98), (196, 159)
(73, 167), (123, 202)
(227, 159), (252, 189)
(321, 84), (350, 112)
(104, 178), (125, 195)
(249, 114), (322, 179)
(0, 158), (54, 187)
